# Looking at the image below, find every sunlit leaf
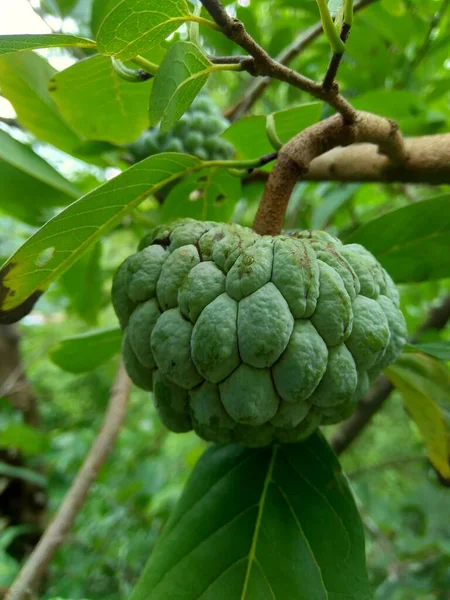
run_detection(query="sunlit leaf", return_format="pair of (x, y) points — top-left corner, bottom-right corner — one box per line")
(49, 54), (155, 145)
(97, 0), (191, 60)
(0, 34), (95, 56)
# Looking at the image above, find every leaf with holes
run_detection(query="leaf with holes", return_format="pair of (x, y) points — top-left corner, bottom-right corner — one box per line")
(386, 352), (450, 478)
(0, 153), (201, 325)
(161, 168), (241, 222)
(50, 327), (122, 373)
(130, 433), (372, 600)
(60, 243), (103, 325)
(149, 41), (211, 131)
(0, 33), (95, 56)
(97, 0), (191, 60)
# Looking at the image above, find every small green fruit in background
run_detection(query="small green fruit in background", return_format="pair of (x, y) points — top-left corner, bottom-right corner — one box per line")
(112, 219), (407, 447)
(128, 95), (234, 163)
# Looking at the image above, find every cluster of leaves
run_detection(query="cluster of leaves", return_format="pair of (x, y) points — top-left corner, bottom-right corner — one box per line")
(0, 0), (449, 598)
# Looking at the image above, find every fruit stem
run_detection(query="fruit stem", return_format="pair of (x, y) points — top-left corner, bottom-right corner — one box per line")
(131, 55), (159, 75)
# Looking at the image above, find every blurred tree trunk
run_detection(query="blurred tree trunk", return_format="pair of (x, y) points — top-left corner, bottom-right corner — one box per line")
(0, 325), (47, 561)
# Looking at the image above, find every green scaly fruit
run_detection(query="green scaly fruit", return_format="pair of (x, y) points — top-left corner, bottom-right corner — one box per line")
(112, 219), (407, 447)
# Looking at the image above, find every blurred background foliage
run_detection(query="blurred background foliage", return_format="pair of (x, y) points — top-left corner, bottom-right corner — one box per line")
(0, 0), (449, 598)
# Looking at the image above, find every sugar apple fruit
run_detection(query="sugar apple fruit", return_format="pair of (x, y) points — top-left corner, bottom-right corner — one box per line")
(112, 219), (407, 447)
(128, 95), (234, 162)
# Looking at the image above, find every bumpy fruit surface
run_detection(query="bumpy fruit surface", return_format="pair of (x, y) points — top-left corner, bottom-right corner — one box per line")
(128, 95), (234, 162)
(112, 219), (407, 446)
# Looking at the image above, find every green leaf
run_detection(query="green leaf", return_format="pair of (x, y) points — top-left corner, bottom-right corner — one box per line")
(386, 353), (450, 479)
(162, 168), (241, 223)
(0, 153), (201, 324)
(271, 102), (322, 143)
(49, 55), (155, 145)
(0, 34), (95, 56)
(0, 130), (79, 225)
(0, 52), (82, 154)
(0, 461), (47, 487)
(149, 41), (211, 132)
(131, 433), (372, 600)
(60, 243), (103, 325)
(312, 184), (360, 229)
(223, 103), (322, 162)
(345, 194), (450, 283)
(0, 423), (49, 455)
(91, 0), (122, 35)
(50, 327), (122, 373)
(408, 341), (450, 361)
(223, 116), (273, 161)
(97, 0), (191, 60)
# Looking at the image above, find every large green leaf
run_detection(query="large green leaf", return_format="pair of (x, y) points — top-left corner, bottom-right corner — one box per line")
(0, 153), (202, 324)
(0, 34), (95, 56)
(50, 327), (122, 373)
(131, 433), (372, 600)
(345, 194), (450, 283)
(97, 0), (191, 60)
(0, 52), (82, 154)
(49, 54), (154, 145)
(0, 130), (79, 225)
(386, 353), (450, 478)
(149, 41), (211, 131)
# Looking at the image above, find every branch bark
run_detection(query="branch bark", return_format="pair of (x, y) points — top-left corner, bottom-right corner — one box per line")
(200, 0), (357, 121)
(225, 0), (379, 121)
(304, 134), (450, 184)
(252, 111), (406, 236)
(5, 363), (131, 600)
(330, 293), (450, 455)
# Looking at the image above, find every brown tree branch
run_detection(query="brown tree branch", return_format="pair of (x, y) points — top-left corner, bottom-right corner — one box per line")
(252, 111), (407, 236)
(243, 132), (450, 185)
(304, 134), (450, 184)
(5, 363), (131, 600)
(200, 0), (357, 122)
(330, 293), (450, 455)
(225, 0), (379, 121)
(322, 23), (352, 91)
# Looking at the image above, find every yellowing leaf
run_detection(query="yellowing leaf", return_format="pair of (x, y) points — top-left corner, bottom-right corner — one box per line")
(386, 353), (450, 478)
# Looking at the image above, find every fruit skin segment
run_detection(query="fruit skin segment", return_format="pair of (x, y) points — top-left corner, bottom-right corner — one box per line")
(112, 218), (407, 446)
